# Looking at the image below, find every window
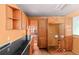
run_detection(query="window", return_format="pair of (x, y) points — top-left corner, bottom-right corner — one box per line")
(73, 16), (79, 35)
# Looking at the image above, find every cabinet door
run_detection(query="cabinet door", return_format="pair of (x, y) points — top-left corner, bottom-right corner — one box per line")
(65, 17), (73, 50)
(7, 6), (13, 18)
(38, 18), (47, 48)
(29, 39), (34, 55)
(13, 20), (21, 29)
(7, 18), (13, 29)
(6, 6), (13, 30)
(21, 12), (27, 29)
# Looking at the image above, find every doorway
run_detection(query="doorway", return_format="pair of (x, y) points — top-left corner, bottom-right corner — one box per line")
(47, 23), (65, 51)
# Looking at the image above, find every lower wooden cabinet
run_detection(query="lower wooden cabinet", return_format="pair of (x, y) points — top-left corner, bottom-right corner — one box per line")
(65, 36), (73, 51)
(29, 39), (34, 55)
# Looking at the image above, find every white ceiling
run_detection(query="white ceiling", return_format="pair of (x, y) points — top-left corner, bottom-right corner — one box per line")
(17, 4), (79, 16)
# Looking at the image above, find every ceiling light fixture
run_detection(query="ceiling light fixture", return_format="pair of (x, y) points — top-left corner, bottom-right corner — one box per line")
(55, 4), (67, 10)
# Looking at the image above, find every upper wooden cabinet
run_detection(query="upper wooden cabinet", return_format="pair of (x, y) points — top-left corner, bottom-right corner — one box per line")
(0, 4), (28, 45)
(6, 4), (22, 30)
(48, 17), (64, 24)
(7, 6), (13, 19)
(6, 4), (28, 30)
(21, 12), (27, 29)
(7, 4), (20, 10)
(29, 17), (38, 27)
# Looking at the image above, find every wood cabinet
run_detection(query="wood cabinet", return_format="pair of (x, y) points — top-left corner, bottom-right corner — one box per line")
(48, 17), (65, 50)
(6, 5), (22, 30)
(48, 16), (73, 51)
(21, 12), (28, 30)
(29, 19), (38, 27)
(48, 17), (64, 24)
(73, 36), (79, 54)
(38, 17), (47, 48)
(0, 4), (28, 46)
(64, 17), (73, 51)
(29, 38), (34, 55)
